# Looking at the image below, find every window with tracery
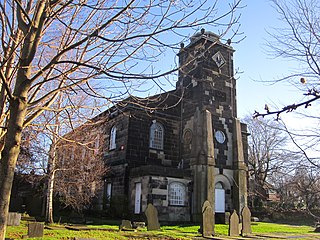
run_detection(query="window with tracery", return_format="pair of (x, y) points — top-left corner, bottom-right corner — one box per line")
(149, 121), (164, 150)
(169, 182), (186, 206)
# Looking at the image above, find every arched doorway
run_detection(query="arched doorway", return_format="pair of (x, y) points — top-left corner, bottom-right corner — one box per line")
(215, 182), (225, 213)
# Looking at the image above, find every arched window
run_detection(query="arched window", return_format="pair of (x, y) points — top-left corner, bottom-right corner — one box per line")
(109, 126), (116, 150)
(106, 182), (112, 207)
(169, 182), (186, 206)
(149, 121), (164, 150)
(215, 181), (225, 213)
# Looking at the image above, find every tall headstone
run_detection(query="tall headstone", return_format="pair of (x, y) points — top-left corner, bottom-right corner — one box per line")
(241, 206), (252, 236)
(228, 210), (239, 237)
(28, 222), (44, 238)
(202, 200), (214, 237)
(144, 203), (160, 231)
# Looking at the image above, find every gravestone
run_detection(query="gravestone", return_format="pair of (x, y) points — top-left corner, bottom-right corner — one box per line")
(225, 212), (231, 225)
(202, 200), (214, 237)
(119, 219), (132, 230)
(28, 222), (44, 238)
(7, 212), (21, 226)
(145, 203), (160, 231)
(228, 210), (239, 237)
(241, 206), (252, 236)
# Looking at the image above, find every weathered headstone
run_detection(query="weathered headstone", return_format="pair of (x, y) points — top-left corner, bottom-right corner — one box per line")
(145, 203), (160, 231)
(119, 219), (132, 230)
(228, 210), (239, 237)
(28, 222), (44, 238)
(202, 200), (214, 237)
(7, 212), (21, 226)
(225, 212), (231, 225)
(241, 206), (252, 236)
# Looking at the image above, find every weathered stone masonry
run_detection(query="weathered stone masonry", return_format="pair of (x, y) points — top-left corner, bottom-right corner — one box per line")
(58, 30), (249, 224)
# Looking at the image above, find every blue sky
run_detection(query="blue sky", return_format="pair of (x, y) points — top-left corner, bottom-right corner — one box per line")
(235, 0), (320, 158)
(235, 0), (303, 118)
(125, 0), (310, 122)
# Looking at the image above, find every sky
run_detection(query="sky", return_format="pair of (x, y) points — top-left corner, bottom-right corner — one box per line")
(234, 0), (320, 158)
(235, 0), (303, 118)
(150, 0), (312, 121)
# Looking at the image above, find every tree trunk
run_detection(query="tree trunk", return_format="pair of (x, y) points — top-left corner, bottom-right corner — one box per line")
(0, 97), (28, 240)
(46, 169), (56, 223)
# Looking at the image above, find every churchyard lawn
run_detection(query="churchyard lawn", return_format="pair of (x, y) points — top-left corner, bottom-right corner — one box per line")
(5, 221), (320, 239)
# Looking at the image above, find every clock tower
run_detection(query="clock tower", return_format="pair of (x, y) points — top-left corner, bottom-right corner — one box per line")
(177, 30), (248, 223)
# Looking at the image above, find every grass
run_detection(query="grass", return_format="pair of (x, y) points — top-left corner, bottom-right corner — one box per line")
(5, 221), (320, 239)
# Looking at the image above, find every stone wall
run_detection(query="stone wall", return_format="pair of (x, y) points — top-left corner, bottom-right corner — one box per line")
(127, 110), (180, 168)
(103, 114), (129, 165)
(129, 175), (191, 222)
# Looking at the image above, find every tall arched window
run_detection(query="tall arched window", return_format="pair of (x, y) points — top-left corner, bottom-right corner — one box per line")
(215, 182), (225, 213)
(169, 182), (186, 206)
(109, 126), (117, 150)
(149, 121), (164, 150)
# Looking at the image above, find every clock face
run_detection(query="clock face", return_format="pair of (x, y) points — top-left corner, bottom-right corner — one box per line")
(212, 51), (226, 68)
(215, 130), (226, 144)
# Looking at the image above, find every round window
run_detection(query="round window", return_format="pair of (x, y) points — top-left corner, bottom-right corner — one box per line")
(215, 130), (226, 144)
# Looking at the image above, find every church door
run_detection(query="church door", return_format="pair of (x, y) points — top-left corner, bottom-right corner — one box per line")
(215, 182), (225, 213)
(134, 182), (141, 214)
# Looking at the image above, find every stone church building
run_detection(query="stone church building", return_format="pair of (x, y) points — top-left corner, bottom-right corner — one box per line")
(58, 30), (248, 223)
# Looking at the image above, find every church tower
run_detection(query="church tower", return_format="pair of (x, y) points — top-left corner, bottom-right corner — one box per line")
(178, 29), (248, 223)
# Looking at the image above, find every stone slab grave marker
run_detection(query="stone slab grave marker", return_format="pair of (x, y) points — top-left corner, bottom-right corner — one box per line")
(202, 200), (214, 238)
(241, 206), (252, 236)
(144, 203), (160, 231)
(7, 212), (21, 226)
(228, 210), (239, 237)
(119, 219), (133, 231)
(28, 222), (44, 238)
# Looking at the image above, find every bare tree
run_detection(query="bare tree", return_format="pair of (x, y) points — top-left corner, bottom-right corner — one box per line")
(292, 167), (320, 211)
(253, 0), (320, 119)
(54, 123), (107, 214)
(244, 116), (291, 208)
(251, 0), (320, 213)
(7, 92), (105, 222)
(43, 91), (105, 223)
(0, 0), (244, 237)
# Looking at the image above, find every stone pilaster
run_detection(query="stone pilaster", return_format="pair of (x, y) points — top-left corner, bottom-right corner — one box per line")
(190, 109), (215, 223)
(233, 118), (248, 214)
